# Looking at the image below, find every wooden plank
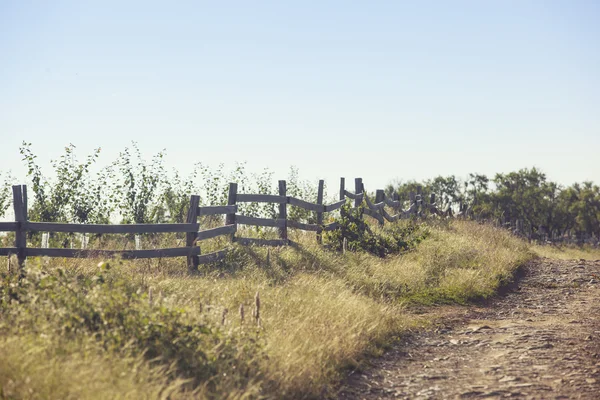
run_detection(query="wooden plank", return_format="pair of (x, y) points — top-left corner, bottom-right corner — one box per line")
(339, 177), (345, 201)
(236, 215), (286, 228)
(401, 210), (413, 219)
(279, 180), (287, 240)
(197, 205), (237, 216)
(343, 190), (364, 201)
(0, 247), (18, 256)
(354, 178), (363, 207)
(383, 197), (401, 208)
(186, 195), (201, 272)
(225, 183), (238, 240)
(287, 196), (325, 212)
(197, 249), (228, 265)
(0, 222), (18, 232)
(22, 185), (28, 224)
(428, 205), (441, 215)
(287, 220), (319, 232)
(324, 199), (345, 212)
(364, 208), (384, 224)
(364, 194), (385, 211)
(316, 179), (324, 244)
(26, 222), (200, 234)
(381, 208), (399, 222)
(12, 185), (26, 269)
(26, 246), (201, 259)
(236, 194), (287, 204)
(235, 237), (289, 247)
(407, 203), (417, 214)
(375, 189), (385, 204)
(324, 222), (339, 231)
(196, 224), (237, 241)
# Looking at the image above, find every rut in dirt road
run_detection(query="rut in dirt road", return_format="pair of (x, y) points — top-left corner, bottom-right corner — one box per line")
(338, 258), (600, 399)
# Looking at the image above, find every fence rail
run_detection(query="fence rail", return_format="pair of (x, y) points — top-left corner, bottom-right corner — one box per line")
(26, 222), (200, 234)
(1, 178), (440, 273)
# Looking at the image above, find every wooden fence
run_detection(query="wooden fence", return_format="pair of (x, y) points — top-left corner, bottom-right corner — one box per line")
(0, 178), (445, 273)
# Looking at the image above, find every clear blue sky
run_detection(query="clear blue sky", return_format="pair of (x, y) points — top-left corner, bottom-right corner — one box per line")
(1, 1), (599, 192)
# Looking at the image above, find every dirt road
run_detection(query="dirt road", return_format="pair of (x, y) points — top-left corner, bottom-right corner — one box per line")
(338, 258), (600, 399)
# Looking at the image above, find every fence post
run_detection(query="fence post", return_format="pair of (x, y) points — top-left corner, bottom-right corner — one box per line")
(354, 178), (363, 207)
(12, 185), (27, 273)
(374, 189), (385, 226)
(375, 189), (384, 204)
(316, 179), (324, 244)
(185, 195), (201, 273)
(339, 177), (345, 201)
(226, 183), (238, 242)
(392, 192), (400, 212)
(278, 180), (287, 241)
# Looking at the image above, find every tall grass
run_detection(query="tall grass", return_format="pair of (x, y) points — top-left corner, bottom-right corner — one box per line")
(531, 243), (600, 260)
(0, 220), (534, 399)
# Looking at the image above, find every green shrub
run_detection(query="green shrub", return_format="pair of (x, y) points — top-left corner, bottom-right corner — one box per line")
(324, 201), (429, 257)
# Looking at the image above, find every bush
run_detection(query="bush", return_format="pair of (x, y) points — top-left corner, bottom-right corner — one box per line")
(324, 201), (429, 257)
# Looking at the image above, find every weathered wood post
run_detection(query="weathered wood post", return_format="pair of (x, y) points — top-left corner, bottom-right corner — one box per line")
(409, 191), (416, 215)
(374, 189), (385, 226)
(316, 179), (324, 244)
(354, 178), (363, 207)
(226, 183), (238, 242)
(278, 180), (287, 241)
(12, 185), (27, 273)
(429, 193), (436, 215)
(339, 177), (345, 201)
(185, 195), (201, 273)
(392, 192), (400, 212)
(375, 189), (384, 204)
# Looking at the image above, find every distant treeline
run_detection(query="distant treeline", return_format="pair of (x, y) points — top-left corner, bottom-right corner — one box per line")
(385, 168), (600, 242)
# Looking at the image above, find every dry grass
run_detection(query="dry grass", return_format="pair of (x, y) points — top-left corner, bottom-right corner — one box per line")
(0, 220), (534, 399)
(0, 336), (194, 400)
(531, 244), (600, 260)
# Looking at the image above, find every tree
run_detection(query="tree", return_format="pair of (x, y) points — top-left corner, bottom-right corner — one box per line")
(112, 143), (166, 224)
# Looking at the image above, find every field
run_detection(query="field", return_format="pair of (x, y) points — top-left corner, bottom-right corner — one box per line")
(0, 220), (534, 399)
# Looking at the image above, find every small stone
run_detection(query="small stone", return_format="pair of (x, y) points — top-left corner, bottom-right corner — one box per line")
(459, 391), (483, 398)
(586, 378), (597, 384)
(499, 376), (518, 383)
(529, 343), (554, 350)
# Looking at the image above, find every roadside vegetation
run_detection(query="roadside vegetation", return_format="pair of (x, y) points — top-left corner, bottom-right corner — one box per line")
(1, 220), (532, 399)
